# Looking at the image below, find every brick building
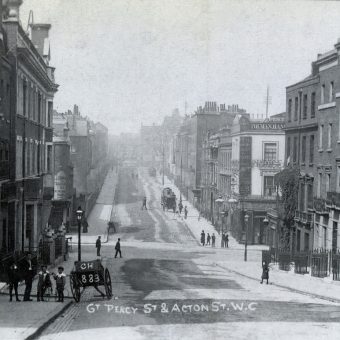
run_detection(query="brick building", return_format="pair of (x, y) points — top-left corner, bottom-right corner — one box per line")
(286, 39), (340, 252)
(0, 2), (12, 253)
(1, 1), (58, 252)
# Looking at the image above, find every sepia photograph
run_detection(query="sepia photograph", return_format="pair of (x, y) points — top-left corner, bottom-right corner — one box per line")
(1, 0), (340, 339)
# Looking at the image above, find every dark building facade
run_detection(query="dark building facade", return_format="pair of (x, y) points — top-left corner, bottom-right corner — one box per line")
(2, 1), (58, 252)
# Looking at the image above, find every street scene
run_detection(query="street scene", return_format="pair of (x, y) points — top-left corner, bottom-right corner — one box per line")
(2, 0), (340, 339)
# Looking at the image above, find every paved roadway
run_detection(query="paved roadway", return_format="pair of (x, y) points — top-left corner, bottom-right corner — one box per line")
(39, 167), (340, 340)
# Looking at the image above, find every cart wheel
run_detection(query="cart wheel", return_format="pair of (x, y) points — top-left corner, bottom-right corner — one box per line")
(70, 274), (81, 302)
(104, 268), (112, 299)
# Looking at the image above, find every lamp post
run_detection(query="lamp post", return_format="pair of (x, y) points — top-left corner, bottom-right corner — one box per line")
(215, 196), (224, 234)
(263, 216), (269, 245)
(76, 206), (83, 262)
(244, 213), (249, 262)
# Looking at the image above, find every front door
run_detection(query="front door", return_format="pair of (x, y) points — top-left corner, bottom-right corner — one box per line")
(333, 221), (338, 253)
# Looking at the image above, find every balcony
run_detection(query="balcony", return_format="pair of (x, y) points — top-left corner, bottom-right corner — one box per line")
(326, 191), (340, 209)
(294, 210), (313, 224)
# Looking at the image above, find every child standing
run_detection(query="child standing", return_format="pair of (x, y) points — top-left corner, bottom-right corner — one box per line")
(53, 266), (66, 302)
(260, 261), (269, 284)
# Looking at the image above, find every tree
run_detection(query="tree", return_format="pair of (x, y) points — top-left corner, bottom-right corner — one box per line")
(274, 165), (300, 250)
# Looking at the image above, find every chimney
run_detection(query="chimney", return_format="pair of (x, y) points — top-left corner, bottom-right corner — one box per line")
(30, 23), (51, 61)
(3, 0), (22, 22)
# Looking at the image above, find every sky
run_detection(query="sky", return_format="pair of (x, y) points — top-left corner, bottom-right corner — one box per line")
(19, 0), (340, 134)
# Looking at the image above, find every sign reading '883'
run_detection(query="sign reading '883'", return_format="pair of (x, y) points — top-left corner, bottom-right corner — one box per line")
(75, 260), (104, 286)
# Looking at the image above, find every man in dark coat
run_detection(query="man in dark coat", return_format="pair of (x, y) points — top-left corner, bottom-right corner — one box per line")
(22, 253), (35, 301)
(178, 201), (183, 215)
(141, 196), (147, 210)
(37, 265), (52, 301)
(221, 233), (225, 248)
(96, 236), (102, 256)
(8, 261), (20, 302)
(115, 238), (122, 258)
(225, 234), (229, 248)
(261, 261), (269, 284)
(200, 230), (205, 246)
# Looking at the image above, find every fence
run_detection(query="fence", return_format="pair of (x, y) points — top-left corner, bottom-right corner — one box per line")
(261, 248), (333, 277)
(333, 252), (340, 281)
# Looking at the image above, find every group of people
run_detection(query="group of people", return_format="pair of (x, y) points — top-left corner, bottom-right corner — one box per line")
(175, 201), (188, 219)
(7, 252), (67, 303)
(96, 236), (122, 258)
(200, 230), (216, 247)
(200, 230), (229, 248)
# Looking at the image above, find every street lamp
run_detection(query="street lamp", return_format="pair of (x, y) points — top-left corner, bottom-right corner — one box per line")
(76, 206), (83, 262)
(244, 213), (249, 262)
(263, 216), (269, 247)
(215, 196), (224, 234)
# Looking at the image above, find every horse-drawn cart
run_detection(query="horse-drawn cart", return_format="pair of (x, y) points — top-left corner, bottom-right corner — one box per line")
(70, 259), (112, 302)
(161, 187), (177, 212)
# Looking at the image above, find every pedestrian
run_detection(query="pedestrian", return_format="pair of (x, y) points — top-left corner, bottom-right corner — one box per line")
(53, 266), (66, 302)
(8, 261), (20, 302)
(184, 206), (188, 219)
(200, 230), (205, 246)
(212, 233), (216, 247)
(37, 265), (52, 301)
(225, 234), (229, 248)
(178, 201), (183, 215)
(221, 232), (225, 248)
(23, 253), (34, 301)
(141, 196), (147, 210)
(206, 233), (211, 245)
(96, 236), (102, 256)
(115, 238), (122, 258)
(260, 261), (269, 284)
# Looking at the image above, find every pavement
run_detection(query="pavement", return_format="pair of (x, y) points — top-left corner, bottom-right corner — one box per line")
(2, 166), (340, 339)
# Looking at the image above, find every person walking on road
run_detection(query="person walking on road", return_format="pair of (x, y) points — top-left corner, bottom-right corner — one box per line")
(225, 234), (229, 248)
(8, 261), (20, 302)
(184, 206), (188, 219)
(178, 201), (183, 215)
(23, 253), (34, 301)
(141, 196), (147, 210)
(221, 232), (225, 248)
(206, 233), (211, 245)
(212, 233), (216, 247)
(200, 230), (205, 246)
(96, 236), (102, 256)
(261, 261), (269, 284)
(115, 238), (122, 258)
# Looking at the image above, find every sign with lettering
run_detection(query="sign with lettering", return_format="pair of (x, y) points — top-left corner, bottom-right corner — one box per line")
(239, 137), (252, 196)
(250, 122), (285, 130)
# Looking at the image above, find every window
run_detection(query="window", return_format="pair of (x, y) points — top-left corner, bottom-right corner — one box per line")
(328, 124), (332, 149)
(23, 81), (27, 117)
(288, 99), (292, 122)
(302, 136), (306, 163)
(317, 173), (322, 197)
(287, 136), (291, 160)
(321, 84), (325, 104)
(294, 97), (298, 121)
(293, 137), (298, 162)
(47, 101), (53, 128)
(303, 94), (307, 119)
(319, 125), (323, 149)
(264, 176), (275, 197)
(309, 135), (314, 164)
(47, 144), (52, 173)
(326, 173), (331, 192)
(330, 81), (334, 102)
(311, 92), (316, 118)
(264, 143), (277, 161)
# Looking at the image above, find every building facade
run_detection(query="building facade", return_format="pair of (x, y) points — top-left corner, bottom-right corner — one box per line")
(230, 113), (285, 244)
(2, 1), (58, 252)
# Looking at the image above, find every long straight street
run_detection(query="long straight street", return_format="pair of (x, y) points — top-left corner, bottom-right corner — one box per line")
(38, 168), (340, 340)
